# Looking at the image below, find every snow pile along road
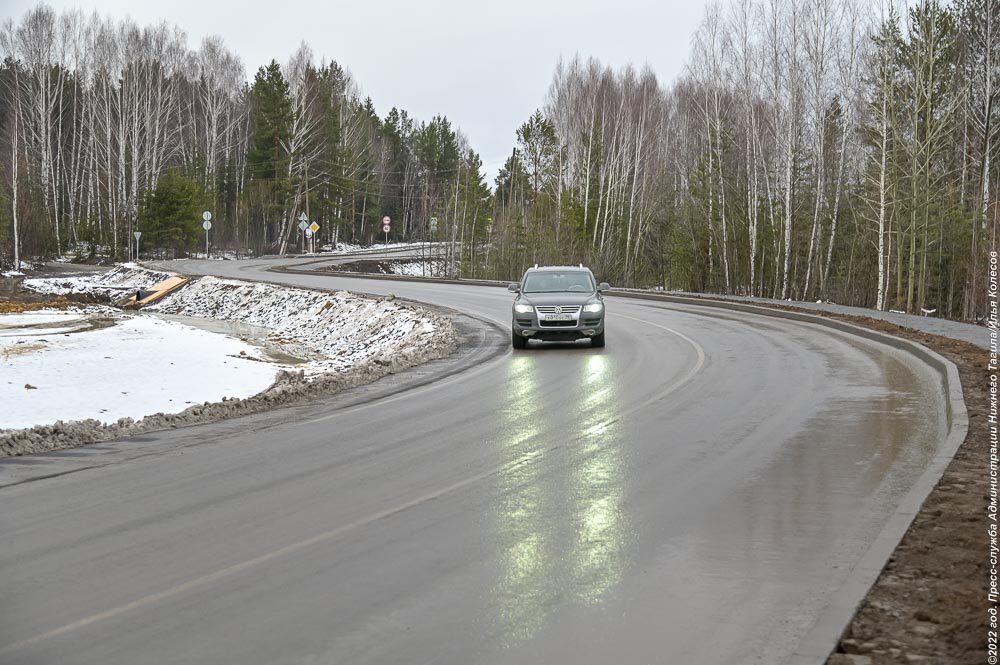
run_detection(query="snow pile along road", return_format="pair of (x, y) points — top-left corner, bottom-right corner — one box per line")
(148, 276), (452, 374)
(23, 264), (171, 300)
(1, 261), (43, 277)
(319, 241), (433, 254)
(2, 266), (458, 457)
(387, 260), (448, 277)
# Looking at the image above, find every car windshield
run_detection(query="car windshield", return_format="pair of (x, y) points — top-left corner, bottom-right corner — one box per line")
(522, 271), (594, 293)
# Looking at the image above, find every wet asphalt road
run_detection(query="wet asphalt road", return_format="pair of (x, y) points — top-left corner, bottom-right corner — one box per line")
(0, 257), (947, 664)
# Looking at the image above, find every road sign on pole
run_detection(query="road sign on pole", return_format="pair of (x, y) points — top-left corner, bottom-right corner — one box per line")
(202, 215), (212, 258)
(382, 216), (391, 247)
(133, 231), (142, 261)
(297, 214), (309, 253)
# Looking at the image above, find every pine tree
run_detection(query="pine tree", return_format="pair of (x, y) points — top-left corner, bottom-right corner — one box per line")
(247, 61), (292, 181)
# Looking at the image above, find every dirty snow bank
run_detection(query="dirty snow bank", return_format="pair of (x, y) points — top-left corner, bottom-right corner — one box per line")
(23, 264), (171, 300)
(1, 308), (280, 431)
(1, 260), (44, 277)
(148, 276), (452, 374)
(386, 260), (448, 277)
(319, 241), (434, 254)
(2, 268), (459, 457)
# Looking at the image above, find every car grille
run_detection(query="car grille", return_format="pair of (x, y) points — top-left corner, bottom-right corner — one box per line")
(535, 304), (582, 328)
(534, 305), (582, 315)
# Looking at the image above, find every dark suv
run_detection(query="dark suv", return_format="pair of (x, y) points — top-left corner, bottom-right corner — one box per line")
(508, 266), (609, 349)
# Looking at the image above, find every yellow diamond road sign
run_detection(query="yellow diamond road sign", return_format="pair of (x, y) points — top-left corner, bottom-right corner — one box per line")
(308, 222), (320, 233)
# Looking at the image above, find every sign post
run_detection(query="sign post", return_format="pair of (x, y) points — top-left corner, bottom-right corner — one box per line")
(133, 231), (142, 262)
(202, 211), (212, 258)
(382, 216), (391, 248)
(308, 221), (320, 254)
(427, 217), (438, 276)
(298, 213), (309, 253)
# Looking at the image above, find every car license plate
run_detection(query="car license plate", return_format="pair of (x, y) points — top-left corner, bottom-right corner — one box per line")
(543, 314), (573, 321)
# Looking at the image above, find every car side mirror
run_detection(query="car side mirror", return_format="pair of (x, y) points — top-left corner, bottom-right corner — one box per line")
(508, 283), (520, 293)
(598, 282), (611, 292)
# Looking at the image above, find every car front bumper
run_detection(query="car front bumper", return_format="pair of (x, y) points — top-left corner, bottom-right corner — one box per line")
(511, 313), (605, 341)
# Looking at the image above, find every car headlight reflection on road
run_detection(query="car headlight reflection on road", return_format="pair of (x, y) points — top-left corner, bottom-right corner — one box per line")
(583, 302), (604, 313)
(514, 303), (534, 314)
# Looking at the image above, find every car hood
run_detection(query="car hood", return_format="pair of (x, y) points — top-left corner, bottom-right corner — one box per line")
(518, 292), (596, 306)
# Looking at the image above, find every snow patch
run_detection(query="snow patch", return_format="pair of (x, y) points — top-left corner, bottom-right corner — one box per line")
(2, 264), (457, 452)
(23, 264), (172, 300)
(148, 276), (449, 374)
(386, 260), (448, 277)
(319, 241), (435, 254)
(0, 308), (280, 430)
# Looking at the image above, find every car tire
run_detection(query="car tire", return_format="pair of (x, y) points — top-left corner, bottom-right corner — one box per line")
(512, 331), (528, 350)
(591, 332), (605, 348)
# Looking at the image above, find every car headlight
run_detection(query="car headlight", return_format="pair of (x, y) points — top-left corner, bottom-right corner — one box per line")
(583, 302), (604, 313)
(513, 303), (534, 314)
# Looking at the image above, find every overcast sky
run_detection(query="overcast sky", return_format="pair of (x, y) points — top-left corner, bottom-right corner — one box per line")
(4, 0), (708, 181)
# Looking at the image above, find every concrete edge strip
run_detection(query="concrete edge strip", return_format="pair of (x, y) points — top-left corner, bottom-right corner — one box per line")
(272, 265), (970, 665)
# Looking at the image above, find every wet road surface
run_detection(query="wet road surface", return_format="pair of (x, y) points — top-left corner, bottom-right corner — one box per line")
(0, 257), (947, 664)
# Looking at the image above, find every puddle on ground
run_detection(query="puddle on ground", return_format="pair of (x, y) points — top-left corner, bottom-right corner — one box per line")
(151, 312), (307, 365)
(1, 310), (307, 366)
(0, 313), (118, 338)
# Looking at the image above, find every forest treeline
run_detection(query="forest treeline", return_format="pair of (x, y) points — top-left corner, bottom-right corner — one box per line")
(0, 6), (489, 271)
(493, 0), (997, 319)
(1, 0), (997, 319)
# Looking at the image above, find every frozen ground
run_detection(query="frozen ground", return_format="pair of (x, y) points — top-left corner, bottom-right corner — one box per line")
(23, 264), (171, 300)
(1, 308), (280, 430)
(319, 241), (435, 254)
(186, 250), (254, 260)
(1, 261), (43, 277)
(148, 276), (449, 374)
(386, 260), (448, 276)
(3, 264), (455, 446)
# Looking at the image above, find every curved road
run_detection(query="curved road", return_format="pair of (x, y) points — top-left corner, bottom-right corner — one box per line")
(0, 257), (947, 664)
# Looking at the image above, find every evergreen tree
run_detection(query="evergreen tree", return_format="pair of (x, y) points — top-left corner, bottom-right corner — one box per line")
(247, 61), (292, 181)
(140, 170), (205, 253)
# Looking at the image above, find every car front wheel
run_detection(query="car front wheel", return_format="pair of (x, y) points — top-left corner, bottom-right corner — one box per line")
(591, 332), (605, 348)
(512, 330), (528, 350)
